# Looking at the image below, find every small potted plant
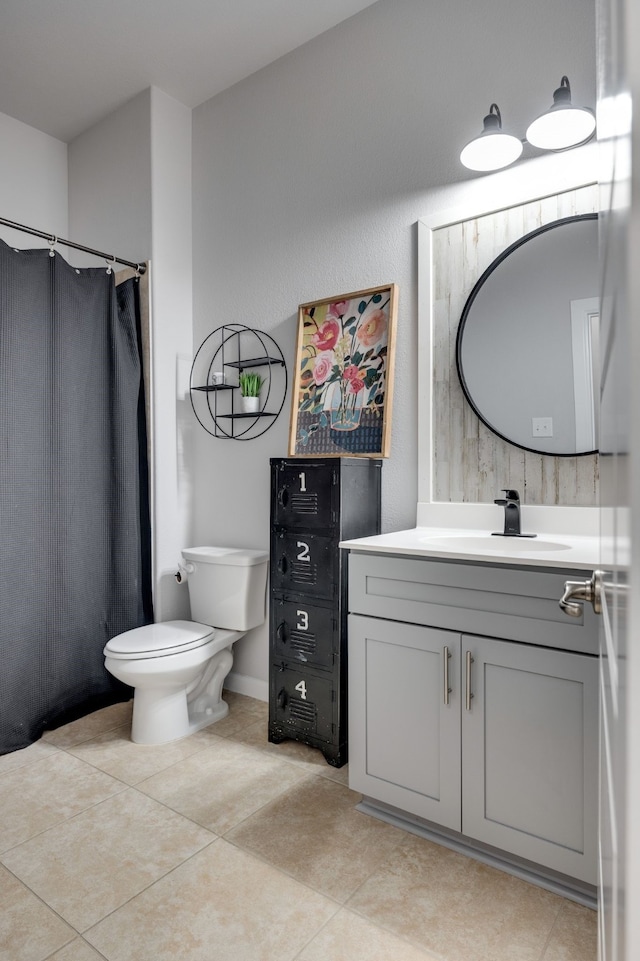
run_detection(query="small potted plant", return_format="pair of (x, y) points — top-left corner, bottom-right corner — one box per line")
(239, 371), (263, 413)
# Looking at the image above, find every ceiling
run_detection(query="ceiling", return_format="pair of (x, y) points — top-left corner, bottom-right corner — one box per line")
(0, 0), (380, 143)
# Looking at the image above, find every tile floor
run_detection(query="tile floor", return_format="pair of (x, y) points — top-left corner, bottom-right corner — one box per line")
(0, 692), (597, 961)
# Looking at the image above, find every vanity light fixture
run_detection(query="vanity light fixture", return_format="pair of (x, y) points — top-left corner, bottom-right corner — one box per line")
(460, 76), (596, 172)
(459, 103), (524, 172)
(525, 76), (596, 150)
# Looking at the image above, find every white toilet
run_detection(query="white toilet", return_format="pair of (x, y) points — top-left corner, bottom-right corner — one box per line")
(103, 546), (268, 745)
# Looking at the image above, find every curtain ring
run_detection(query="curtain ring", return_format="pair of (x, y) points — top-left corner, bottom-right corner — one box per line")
(105, 255), (116, 275)
(48, 235), (57, 258)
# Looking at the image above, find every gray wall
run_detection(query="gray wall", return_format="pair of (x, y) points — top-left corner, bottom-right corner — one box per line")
(191, 0), (596, 688)
(0, 112), (67, 243)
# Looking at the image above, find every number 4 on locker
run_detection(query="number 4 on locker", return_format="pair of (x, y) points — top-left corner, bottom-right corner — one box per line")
(294, 679), (307, 700)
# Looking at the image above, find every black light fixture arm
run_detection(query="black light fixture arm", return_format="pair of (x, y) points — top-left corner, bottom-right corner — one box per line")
(487, 103), (502, 126)
(555, 76), (572, 104)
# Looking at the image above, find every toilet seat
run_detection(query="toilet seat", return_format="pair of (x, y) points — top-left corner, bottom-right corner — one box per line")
(104, 620), (216, 660)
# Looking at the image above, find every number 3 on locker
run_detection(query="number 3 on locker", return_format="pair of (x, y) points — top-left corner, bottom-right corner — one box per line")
(295, 679), (307, 700)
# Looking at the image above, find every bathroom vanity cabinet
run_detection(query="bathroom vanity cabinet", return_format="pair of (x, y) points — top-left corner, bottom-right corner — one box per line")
(347, 551), (598, 890)
(268, 457), (381, 766)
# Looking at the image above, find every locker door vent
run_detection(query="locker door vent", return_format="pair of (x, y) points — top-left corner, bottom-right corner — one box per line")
(291, 493), (318, 514)
(290, 699), (316, 724)
(291, 563), (317, 585)
(290, 631), (317, 655)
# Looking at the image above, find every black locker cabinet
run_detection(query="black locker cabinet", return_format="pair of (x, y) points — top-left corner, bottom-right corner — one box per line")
(268, 457), (381, 766)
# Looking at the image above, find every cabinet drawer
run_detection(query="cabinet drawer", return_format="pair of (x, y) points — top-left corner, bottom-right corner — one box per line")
(348, 552), (598, 654)
(270, 596), (337, 670)
(271, 531), (339, 598)
(271, 461), (336, 530)
(270, 664), (335, 741)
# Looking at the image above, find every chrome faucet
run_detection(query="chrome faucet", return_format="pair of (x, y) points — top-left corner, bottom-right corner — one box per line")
(493, 489), (522, 536)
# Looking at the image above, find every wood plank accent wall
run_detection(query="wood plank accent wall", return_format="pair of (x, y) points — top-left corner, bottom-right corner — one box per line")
(432, 185), (599, 506)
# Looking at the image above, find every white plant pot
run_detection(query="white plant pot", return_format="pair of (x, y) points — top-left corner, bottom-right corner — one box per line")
(241, 395), (260, 414)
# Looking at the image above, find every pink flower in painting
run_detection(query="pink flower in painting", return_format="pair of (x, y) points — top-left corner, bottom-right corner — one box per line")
(344, 365), (365, 393)
(311, 318), (340, 351)
(357, 308), (387, 347)
(327, 300), (349, 319)
(313, 352), (334, 386)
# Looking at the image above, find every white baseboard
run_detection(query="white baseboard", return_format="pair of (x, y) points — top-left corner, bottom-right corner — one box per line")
(224, 671), (268, 702)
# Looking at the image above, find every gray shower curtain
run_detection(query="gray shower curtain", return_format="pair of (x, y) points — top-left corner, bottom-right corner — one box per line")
(0, 240), (153, 753)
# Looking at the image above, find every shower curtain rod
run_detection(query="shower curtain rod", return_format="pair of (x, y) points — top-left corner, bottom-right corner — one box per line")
(0, 216), (147, 274)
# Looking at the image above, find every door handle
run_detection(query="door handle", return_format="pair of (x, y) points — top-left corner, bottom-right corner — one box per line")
(465, 650), (474, 711)
(276, 621), (288, 643)
(559, 569), (603, 617)
(277, 555), (288, 574)
(443, 646), (452, 705)
(278, 488), (289, 508)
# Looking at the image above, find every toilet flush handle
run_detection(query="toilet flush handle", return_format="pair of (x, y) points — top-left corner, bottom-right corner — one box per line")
(174, 561), (196, 584)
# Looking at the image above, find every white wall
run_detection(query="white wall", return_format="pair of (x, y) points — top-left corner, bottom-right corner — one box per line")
(68, 89), (152, 267)
(0, 111), (68, 245)
(191, 0), (596, 692)
(148, 88), (194, 620)
(68, 87), (193, 621)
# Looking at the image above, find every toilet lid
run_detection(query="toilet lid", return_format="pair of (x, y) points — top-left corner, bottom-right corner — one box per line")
(104, 620), (215, 657)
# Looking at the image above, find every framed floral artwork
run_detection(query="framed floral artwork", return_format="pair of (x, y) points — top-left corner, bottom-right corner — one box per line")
(288, 284), (398, 457)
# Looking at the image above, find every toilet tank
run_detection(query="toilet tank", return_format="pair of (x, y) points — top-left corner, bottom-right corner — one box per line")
(180, 546), (268, 631)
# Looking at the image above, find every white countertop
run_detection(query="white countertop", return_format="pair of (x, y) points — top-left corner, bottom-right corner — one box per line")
(339, 526), (601, 570)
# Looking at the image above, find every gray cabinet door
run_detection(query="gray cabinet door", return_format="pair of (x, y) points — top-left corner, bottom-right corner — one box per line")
(348, 614), (461, 830)
(461, 635), (598, 885)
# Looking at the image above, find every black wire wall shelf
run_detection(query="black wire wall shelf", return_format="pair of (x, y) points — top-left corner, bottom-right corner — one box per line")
(189, 324), (287, 440)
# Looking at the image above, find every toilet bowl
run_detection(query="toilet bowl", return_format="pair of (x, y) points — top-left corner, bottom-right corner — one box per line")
(104, 546), (268, 745)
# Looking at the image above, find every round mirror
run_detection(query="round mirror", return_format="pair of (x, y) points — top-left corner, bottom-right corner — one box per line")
(456, 213), (599, 456)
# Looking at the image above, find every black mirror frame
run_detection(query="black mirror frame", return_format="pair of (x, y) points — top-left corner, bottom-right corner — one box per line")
(455, 212), (599, 457)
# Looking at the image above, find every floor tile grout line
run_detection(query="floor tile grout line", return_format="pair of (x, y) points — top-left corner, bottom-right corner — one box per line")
(79, 835), (221, 939)
(0, 778), (130, 860)
(58, 727), (229, 786)
(221, 832), (353, 909)
(288, 906), (346, 961)
(36, 831), (221, 939)
(41, 704), (135, 750)
(343, 893), (455, 961)
(289, 902), (446, 961)
(1, 859), (80, 942)
(39, 932), (109, 961)
(127, 752), (316, 834)
(537, 897), (570, 961)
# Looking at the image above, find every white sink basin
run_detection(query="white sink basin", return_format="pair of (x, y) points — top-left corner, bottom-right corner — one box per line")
(420, 535), (571, 553)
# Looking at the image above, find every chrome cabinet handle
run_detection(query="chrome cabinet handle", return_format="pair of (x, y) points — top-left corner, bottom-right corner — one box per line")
(465, 651), (474, 711)
(560, 570), (603, 617)
(443, 646), (452, 705)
